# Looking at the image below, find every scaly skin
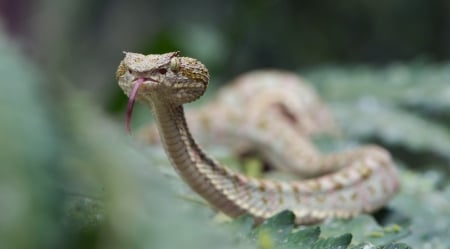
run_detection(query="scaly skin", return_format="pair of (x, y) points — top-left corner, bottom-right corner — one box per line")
(117, 51), (399, 224)
(138, 70), (343, 177)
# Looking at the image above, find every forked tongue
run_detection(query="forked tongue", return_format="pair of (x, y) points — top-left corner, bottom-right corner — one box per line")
(126, 78), (145, 133)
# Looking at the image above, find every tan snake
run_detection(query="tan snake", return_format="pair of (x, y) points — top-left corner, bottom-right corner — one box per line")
(116, 51), (399, 224)
(139, 70), (343, 178)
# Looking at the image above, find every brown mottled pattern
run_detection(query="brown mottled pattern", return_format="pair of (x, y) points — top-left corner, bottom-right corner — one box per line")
(117, 52), (400, 225)
(179, 57), (209, 84)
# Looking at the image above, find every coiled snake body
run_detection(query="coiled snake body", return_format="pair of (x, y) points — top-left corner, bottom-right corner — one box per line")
(117, 51), (399, 224)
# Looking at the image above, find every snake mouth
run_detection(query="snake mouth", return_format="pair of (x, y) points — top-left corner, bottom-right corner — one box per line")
(126, 77), (158, 133)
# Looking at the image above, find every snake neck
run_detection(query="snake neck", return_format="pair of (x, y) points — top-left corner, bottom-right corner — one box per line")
(149, 99), (249, 218)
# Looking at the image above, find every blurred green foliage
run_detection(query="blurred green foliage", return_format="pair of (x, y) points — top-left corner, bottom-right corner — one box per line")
(0, 31), (59, 249)
(305, 65), (450, 176)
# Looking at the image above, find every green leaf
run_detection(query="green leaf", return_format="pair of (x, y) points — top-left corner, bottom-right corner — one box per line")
(310, 233), (352, 249)
(233, 212), (355, 249)
(332, 101), (450, 162)
(383, 243), (412, 249)
(250, 210), (295, 243)
(306, 64), (450, 119)
(287, 226), (320, 248)
(321, 216), (410, 245)
(390, 171), (450, 248)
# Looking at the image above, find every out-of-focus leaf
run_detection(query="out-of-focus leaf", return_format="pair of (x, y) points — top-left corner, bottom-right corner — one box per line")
(332, 101), (450, 165)
(306, 64), (450, 119)
(350, 242), (412, 249)
(250, 210), (295, 243)
(310, 233), (352, 249)
(237, 211), (324, 249)
(390, 170), (450, 248)
(287, 226), (320, 247)
(0, 30), (59, 249)
(332, 100), (450, 151)
(321, 215), (409, 246)
(231, 211), (411, 249)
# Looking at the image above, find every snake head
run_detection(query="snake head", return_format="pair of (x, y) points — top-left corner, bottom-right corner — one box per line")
(116, 51), (209, 131)
(117, 51), (209, 104)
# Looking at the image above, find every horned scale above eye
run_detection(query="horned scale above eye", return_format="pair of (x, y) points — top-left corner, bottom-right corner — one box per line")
(116, 52), (399, 225)
(170, 57), (180, 72)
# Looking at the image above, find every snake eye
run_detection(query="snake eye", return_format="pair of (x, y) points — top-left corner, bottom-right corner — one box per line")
(169, 57), (180, 72)
(158, 68), (167, 74)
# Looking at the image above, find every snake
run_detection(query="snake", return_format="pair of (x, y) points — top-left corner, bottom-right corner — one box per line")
(116, 51), (399, 225)
(138, 70), (342, 177)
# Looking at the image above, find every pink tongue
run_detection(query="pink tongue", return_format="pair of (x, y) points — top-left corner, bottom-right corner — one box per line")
(126, 78), (145, 133)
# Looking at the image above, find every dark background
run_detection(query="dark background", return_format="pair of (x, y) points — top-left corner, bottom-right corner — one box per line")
(1, 0), (449, 103)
